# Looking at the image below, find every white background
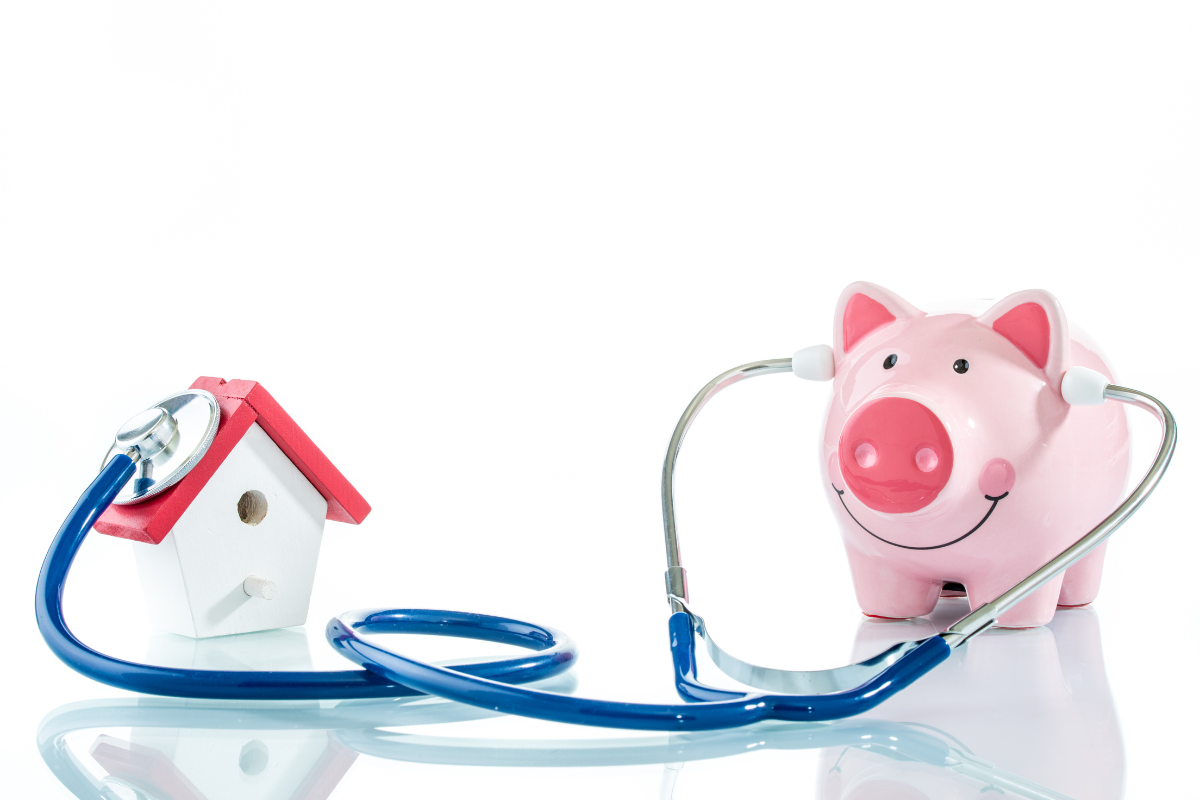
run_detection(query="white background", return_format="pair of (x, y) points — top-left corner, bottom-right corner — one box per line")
(1, 3), (1197, 797)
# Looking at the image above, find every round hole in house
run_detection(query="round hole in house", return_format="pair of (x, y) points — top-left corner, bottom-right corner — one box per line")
(239, 739), (269, 775)
(237, 490), (268, 526)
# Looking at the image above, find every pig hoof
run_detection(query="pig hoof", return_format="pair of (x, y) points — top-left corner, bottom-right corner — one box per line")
(863, 612), (915, 621)
(1057, 602), (1093, 609)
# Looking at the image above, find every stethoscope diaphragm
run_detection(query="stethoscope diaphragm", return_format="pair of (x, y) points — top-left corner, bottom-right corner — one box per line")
(100, 389), (220, 504)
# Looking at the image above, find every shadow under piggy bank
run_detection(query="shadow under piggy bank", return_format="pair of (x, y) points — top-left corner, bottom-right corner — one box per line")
(819, 598), (1123, 800)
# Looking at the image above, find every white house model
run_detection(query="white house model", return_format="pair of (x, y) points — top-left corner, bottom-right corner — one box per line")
(95, 377), (371, 638)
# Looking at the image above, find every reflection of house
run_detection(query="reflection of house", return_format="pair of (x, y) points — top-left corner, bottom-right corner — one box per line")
(90, 732), (356, 800)
(819, 600), (1123, 799)
(87, 629), (357, 800)
(95, 377), (370, 639)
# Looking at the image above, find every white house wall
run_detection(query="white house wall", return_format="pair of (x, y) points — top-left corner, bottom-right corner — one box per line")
(132, 526), (195, 636)
(132, 422), (329, 638)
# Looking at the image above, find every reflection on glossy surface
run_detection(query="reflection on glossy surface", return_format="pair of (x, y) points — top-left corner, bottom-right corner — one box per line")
(38, 629), (572, 800)
(38, 605), (1120, 799)
(145, 628), (316, 672)
(88, 730), (356, 800)
(65, 630), (355, 800)
(819, 599), (1121, 799)
(41, 700), (1072, 800)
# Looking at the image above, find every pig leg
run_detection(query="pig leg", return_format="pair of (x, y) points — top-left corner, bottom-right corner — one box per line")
(969, 572), (1066, 629)
(844, 549), (940, 619)
(1057, 542), (1107, 607)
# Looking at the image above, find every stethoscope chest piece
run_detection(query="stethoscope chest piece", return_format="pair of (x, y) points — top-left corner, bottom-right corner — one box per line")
(101, 389), (220, 504)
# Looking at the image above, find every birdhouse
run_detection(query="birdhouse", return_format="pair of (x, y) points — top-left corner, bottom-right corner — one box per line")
(95, 377), (370, 638)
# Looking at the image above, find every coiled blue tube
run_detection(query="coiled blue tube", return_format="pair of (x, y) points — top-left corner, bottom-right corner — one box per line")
(35, 455), (577, 700)
(37, 454), (950, 724)
(328, 610), (949, 730)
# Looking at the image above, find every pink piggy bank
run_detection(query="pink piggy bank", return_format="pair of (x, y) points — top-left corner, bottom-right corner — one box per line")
(816, 283), (1130, 628)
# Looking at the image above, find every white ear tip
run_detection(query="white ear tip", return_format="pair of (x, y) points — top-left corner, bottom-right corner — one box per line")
(792, 345), (835, 381)
(1061, 366), (1110, 406)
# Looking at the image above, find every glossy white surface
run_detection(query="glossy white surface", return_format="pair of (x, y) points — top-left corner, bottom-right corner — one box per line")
(2, 3), (1197, 796)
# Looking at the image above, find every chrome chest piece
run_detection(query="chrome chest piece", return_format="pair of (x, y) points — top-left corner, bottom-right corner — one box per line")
(100, 390), (221, 504)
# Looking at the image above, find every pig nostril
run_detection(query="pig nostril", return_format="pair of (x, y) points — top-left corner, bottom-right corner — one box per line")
(855, 442), (878, 469)
(914, 447), (938, 473)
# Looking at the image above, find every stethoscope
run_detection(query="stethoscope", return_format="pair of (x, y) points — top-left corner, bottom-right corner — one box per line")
(35, 355), (1176, 731)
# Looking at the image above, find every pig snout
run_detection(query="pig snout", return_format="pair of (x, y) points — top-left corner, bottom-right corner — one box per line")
(838, 397), (954, 513)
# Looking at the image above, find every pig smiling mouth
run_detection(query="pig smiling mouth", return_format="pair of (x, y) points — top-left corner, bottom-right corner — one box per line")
(832, 484), (1009, 551)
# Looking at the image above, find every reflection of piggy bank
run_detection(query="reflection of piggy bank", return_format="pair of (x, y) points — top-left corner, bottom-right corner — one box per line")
(820, 283), (1129, 627)
(819, 602), (1124, 799)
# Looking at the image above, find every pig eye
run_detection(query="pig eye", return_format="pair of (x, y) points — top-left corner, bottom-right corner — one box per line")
(883, 354), (898, 370)
(953, 359), (969, 374)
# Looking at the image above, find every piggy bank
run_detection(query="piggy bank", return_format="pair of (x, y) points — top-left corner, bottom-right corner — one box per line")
(816, 282), (1130, 628)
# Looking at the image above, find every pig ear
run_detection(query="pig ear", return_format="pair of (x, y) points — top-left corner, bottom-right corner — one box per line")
(834, 282), (925, 361)
(977, 289), (1070, 386)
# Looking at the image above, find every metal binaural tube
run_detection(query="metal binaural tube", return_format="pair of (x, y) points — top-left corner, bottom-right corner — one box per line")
(941, 384), (1177, 647)
(661, 359), (793, 612)
(657, 357), (1176, 692)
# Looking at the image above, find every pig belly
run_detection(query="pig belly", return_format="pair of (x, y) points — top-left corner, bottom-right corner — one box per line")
(842, 542), (1092, 629)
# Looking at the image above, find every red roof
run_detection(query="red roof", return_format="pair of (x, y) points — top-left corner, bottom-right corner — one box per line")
(95, 377), (371, 544)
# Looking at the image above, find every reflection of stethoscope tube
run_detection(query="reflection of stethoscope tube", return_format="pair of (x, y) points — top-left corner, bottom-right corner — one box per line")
(336, 726), (1075, 800)
(37, 697), (1073, 800)
(35, 359), (1176, 730)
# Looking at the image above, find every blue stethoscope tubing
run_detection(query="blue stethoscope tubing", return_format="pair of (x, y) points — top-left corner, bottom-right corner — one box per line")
(36, 455), (578, 701)
(37, 453), (950, 730)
